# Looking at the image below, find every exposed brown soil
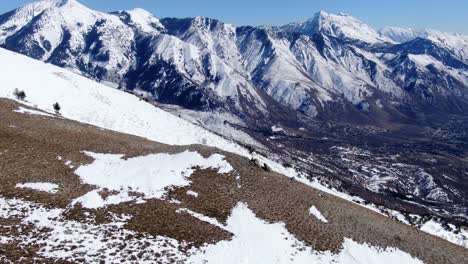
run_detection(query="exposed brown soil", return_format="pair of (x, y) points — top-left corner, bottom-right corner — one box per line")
(0, 98), (467, 264)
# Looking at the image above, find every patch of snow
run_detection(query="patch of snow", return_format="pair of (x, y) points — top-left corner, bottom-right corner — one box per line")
(189, 202), (423, 264)
(71, 189), (138, 209)
(15, 182), (59, 194)
(186, 190), (199, 197)
(409, 54), (444, 68)
(375, 99), (384, 109)
(168, 199), (181, 205)
(14, 106), (54, 117)
(337, 238), (423, 264)
(309, 206), (328, 223)
(72, 151), (232, 208)
(271, 125), (285, 133)
(420, 220), (468, 248)
(0, 236), (12, 244)
(0, 196), (191, 263)
(64, 160), (74, 168)
(176, 208), (227, 231)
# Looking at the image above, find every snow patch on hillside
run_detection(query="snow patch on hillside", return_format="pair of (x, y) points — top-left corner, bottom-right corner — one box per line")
(72, 189), (139, 209)
(271, 125), (285, 133)
(176, 208), (227, 231)
(0, 196), (189, 263)
(189, 202), (423, 264)
(420, 220), (468, 248)
(72, 151), (232, 208)
(14, 106), (55, 117)
(309, 206), (328, 223)
(16, 182), (59, 194)
(379, 27), (428, 43)
(186, 190), (199, 197)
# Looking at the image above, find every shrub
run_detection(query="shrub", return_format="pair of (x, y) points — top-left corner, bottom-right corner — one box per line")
(53, 102), (61, 112)
(262, 163), (271, 172)
(13, 89), (26, 101)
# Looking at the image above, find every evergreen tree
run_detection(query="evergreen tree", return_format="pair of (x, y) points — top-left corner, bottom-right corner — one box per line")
(53, 102), (61, 112)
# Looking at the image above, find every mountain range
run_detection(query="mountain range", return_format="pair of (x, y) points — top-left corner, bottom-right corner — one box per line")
(1, 0), (467, 126)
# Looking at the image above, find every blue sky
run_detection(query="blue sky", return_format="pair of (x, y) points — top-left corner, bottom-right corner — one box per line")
(1, 0), (467, 34)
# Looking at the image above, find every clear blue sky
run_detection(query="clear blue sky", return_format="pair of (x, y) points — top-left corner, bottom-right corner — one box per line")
(1, 0), (467, 34)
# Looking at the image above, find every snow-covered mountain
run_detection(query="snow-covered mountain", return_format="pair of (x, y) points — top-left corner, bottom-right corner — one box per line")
(282, 11), (393, 44)
(380, 27), (468, 63)
(1, 0), (467, 126)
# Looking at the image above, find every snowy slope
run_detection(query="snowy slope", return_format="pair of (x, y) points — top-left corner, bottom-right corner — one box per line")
(0, 48), (244, 154)
(161, 16), (244, 72)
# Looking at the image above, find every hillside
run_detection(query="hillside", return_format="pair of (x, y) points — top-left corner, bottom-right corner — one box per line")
(1, 96), (467, 263)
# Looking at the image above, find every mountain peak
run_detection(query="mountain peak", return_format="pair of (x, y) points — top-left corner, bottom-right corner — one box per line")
(379, 26), (430, 42)
(42, 0), (80, 8)
(54, 0), (76, 6)
(283, 11), (391, 44)
(125, 7), (154, 17)
(315, 10), (351, 19)
(117, 7), (164, 33)
(23, 0), (90, 14)
(316, 10), (329, 17)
